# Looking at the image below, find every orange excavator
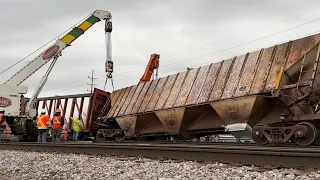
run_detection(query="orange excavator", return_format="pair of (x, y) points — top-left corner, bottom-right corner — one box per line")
(139, 54), (160, 84)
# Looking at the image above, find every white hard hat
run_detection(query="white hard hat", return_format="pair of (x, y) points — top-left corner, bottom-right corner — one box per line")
(40, 109), (46, 114)
(0, 107), (4, 112)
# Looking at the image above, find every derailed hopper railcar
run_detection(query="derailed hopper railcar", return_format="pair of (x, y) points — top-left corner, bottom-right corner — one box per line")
(99, 33), (320, 146)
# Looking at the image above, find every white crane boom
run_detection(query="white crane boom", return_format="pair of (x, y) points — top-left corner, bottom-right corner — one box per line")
(1, 10), (112, 118)
(4, 10), (112, 86)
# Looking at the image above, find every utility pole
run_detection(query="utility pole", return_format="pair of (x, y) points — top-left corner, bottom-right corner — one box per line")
(87, 69), (97, 93)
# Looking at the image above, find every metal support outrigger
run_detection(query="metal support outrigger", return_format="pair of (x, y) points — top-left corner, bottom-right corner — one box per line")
(26, 53), (61, 118)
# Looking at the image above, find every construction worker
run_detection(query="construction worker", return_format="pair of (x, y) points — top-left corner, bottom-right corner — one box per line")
(0, 108), (7, 141)
(51, 109), (64, 143)
(36, 109), (51, 143)
(72, 117), (82, 141)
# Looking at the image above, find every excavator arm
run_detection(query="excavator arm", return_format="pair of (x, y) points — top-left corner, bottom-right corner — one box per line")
(4, 10), (112, 86)
(139, 54), (160, 84)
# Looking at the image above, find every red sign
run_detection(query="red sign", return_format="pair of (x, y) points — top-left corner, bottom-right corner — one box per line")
(0, 97), (12, 107)
(43, 45), (59, 60)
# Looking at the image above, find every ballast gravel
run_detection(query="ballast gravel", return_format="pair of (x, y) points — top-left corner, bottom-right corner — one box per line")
(0, 150), (319, 180)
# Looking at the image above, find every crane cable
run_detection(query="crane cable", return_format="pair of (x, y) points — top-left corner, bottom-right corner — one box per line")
(103, 77), (114, 92)
(96, 94), (112, 122)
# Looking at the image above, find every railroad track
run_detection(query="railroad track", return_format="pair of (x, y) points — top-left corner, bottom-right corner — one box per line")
(0, 142), (319, 169)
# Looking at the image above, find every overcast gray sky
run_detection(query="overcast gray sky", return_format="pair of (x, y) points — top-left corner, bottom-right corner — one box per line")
(1, 0), (320, 98)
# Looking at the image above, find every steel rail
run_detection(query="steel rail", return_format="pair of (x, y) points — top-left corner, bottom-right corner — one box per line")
(0, 142), (319, 168)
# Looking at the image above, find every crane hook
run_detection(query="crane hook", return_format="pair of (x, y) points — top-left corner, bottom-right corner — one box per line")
(105, 19), (112, 33)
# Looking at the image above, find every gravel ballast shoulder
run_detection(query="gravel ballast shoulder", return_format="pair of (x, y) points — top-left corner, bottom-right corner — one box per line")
(0, 150), (319, 180)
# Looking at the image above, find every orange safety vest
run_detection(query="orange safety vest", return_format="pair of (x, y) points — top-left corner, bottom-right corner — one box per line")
(0, 114), (7, 126)
(52, 116), (63, 129)
(36, 114), (50, 129)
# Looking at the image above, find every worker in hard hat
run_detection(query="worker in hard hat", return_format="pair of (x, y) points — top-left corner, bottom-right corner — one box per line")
(0, 108), (7, 141)
(51, 109), (64, 143)
(36, 109), (51, 143)
(72, 117), (82, 141)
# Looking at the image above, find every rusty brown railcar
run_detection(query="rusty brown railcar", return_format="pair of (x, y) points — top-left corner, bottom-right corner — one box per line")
(102, 33), (320, 146)
(35, 88), (111, 139)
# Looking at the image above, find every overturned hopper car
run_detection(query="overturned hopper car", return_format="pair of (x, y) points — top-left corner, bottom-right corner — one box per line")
(99, 33), (320, 146)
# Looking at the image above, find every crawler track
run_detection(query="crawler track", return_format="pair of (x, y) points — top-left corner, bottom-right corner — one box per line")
(0, 142), (319, 168)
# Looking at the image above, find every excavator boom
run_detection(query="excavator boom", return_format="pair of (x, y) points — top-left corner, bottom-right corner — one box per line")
(139, 54), (160, 84)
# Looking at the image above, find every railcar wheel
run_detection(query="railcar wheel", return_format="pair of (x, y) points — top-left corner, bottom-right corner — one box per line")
(114, 132), (126, 141)
(252, 124), (269, 145)
(294, 122), (318, 146)
(96, 132), (105, 142)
